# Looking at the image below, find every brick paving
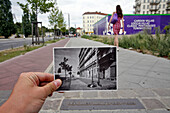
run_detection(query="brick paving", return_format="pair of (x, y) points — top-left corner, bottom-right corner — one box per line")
(0, 38), (69, 90)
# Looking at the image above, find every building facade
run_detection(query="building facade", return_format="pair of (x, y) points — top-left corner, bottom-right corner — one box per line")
(78, 47), (117, 88)
(134, 0), (170, 14)
(76, 27), (83, 36)
(83, 12), (107, 34)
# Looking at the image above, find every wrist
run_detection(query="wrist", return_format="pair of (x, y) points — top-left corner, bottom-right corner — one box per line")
(0, 100), (20, 113)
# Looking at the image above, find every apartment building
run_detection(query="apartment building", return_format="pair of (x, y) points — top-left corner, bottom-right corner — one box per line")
(78, 47), (117, 89)
(83, 12), (107, 34)
(134, 0), (170, 14)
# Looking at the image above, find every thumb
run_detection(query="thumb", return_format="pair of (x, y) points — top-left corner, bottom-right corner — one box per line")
(42, 79), (62, 97)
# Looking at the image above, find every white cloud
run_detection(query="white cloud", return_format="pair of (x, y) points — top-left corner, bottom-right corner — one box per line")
(11, 0), (135, 28)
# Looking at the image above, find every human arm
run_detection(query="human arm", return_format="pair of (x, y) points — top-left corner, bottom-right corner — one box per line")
(122, 16), (124, 33)
(108, 12), (115, 30)
(0, 72), (62, 113)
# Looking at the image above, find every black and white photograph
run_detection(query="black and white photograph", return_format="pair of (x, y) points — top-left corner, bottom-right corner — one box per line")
(53, 47), (117, 91)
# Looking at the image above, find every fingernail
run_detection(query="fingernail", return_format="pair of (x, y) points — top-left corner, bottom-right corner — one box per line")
(54, 79), (61, 87)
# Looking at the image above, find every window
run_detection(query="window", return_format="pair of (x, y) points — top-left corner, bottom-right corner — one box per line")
(144, 0), (146, 3)
(162, 11), (164, 14)
(148, 0), (149, 2)
(158, 11), (160, 14)
(143, 11), (145, 14)
(147, 11), (149, 14)
(87, 16), (89, 19)
(163, 4), (165, 8)
(143, 5), (145, 9)
(87, 20), (89, 23)
(147, 5), (149, 9)
(159, 4), (161, 8)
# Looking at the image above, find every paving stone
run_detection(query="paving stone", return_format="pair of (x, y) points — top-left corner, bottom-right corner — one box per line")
(140, 78), (170, 89)
(39, 110), (58, 113)
(114, 110), (147, 113)
(51, 92), (64, 98)
(146, 110), (170, 113)
(60, 111), (113, 113)
(64, 92), (80, 98)
(134, 89), (156, 98)
(153, 89), (170, 97)
(41, 99), (61, 110)
(117, 90), (137, 98)
(60, 110), (148, 113)
(161, 98), (170, 109)
(142, 99), (166, 109)
(98, 91), (118, 98)
(0, 90), (12, 99)
(81, 91), (98, 98)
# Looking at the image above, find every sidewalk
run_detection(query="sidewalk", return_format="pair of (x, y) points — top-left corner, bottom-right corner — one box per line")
(40, 38), (170, 113)
(0, 38), (69, 90)
(0, 37), (170, 113)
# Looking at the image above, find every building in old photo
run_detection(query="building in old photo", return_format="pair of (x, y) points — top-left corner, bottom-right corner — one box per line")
(78, 47), (117, 89)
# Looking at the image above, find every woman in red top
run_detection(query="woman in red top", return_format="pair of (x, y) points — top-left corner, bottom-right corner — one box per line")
(108, 5), (124, 51)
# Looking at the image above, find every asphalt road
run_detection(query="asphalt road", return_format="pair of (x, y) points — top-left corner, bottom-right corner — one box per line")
(0, 37), (54, 51)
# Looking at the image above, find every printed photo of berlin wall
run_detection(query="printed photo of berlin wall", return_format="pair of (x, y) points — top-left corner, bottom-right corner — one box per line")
(53, 47), (117, 91)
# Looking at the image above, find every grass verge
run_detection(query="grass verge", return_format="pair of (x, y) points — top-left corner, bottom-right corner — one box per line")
(81, 26), (170, 59)
(0, 38), (62, 63)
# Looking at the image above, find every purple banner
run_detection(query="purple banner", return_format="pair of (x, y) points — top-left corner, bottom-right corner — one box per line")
(94, 14), (170, 35)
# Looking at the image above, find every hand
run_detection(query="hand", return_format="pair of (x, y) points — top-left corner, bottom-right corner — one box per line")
(0, 72), (62, 113)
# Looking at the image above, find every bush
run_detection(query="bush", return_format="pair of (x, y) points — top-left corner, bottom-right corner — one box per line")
(81, 35), (91, 39)
(119, 27), (170, 57)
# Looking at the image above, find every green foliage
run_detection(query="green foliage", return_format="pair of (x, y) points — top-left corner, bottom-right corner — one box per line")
(81, 35), (91, 39)
(48, 4), (65, 36)
(48, 6), (59, 29)
(19, 4), (32, 37)
(119, 27), (170, 57)
(70, 27), (76, 34)
(0, 0), (16, 38)
(18, 0), (55, 37)
(0, 45), (42, 63)
(82, 27), (170, 58)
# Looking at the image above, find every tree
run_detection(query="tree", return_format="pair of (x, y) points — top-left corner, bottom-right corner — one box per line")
(70, 27), (76, 34)
(0, 0), (16, 38)
(15, 22), (22, 37)
(48, 4), (65, 37)
(18, 3), (31, 37)
(48, 5), (59, 38)
(58, 11), (65, 29)
(17, 0), (54, 38)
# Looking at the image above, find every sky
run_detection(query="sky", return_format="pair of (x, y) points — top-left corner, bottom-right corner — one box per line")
(11, 0), (135, 28)
(54, 48), (80, 77)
